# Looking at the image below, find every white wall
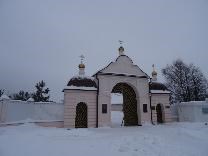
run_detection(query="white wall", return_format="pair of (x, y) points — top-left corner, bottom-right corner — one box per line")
(177, 100), (208, 122)
(0, 100), (64, 123)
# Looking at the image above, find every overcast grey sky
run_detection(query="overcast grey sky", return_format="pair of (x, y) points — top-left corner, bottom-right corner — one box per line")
(0, 0), (207, 101)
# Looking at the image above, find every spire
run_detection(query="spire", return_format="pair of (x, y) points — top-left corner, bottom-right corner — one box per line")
(78, 55), (85, 76)
(118, 40), (124, 56)
(152, 64), (157, 81)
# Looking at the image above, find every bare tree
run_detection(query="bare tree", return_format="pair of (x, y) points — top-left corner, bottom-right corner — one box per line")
(162, 59), (208, 103)
(189, 64), (208, 101)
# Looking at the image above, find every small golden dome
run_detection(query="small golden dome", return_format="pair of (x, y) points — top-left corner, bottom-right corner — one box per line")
(79, 63), (85, 68)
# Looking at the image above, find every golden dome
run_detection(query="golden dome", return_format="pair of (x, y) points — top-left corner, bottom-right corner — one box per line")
(79, 63), (85, 68)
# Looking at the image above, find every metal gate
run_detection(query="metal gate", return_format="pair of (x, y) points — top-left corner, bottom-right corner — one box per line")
(75, 102), (88, 128)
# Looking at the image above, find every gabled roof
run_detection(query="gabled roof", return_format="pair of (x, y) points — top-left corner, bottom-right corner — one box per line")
(93, 55), (149, 78)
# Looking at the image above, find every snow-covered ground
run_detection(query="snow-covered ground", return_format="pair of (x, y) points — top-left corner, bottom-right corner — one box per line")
(0, 112), (208, 156)
(111, 111), (124, 127)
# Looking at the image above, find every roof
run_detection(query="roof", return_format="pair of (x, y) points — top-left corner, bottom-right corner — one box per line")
(64, 86), (97, 91)
(149, 82), (168, 91)
(67, 76), (97, 88)
(92, 55), (149, 78)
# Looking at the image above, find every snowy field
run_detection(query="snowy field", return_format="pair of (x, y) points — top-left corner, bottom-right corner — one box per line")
(0, 112), (208, 156)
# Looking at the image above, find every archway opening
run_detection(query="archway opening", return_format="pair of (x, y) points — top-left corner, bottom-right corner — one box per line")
(75, 102), (88, 128)
(156, 104), (163, 124)
(111, 83), (138, 126)
(111, 93), (124, 127)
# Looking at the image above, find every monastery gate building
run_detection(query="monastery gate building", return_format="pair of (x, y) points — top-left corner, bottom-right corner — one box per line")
(63, 46), (173, 128)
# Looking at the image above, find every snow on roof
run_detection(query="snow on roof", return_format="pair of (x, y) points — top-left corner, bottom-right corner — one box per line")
(27, 97), (34, 102)
(180, 101), (208, 106)
(67, 75), (97, 88)
(71, 75), (95, 81)
(150, 90), (170, 94)
(64, 86), (97, 91)
(0, 94), (10, 101)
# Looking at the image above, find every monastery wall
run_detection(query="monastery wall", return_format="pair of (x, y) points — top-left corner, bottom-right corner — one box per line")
(0, 99), (63, 123)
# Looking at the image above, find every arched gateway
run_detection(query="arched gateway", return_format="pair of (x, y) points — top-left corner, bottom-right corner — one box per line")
(63, 46), (172, 128)
(112, 83), (138, 126)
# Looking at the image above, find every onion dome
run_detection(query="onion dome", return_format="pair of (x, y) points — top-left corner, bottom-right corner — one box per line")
(78, 63), (85, 69)
(78, 55), (85, 75)
(149, 82), (167, 90)
(67, 76), (97, 88)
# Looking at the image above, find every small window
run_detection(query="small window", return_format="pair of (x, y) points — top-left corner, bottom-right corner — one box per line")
(151, 106), (155, 110)
(165, 106), (170, 109)
(143, 104), (148, 113)
(102, 104), (107, 114)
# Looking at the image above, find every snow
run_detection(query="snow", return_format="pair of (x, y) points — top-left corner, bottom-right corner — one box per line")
(111, 111), (124, 127)
(27, 97), (34, 102)
(150, 90), (170, 94)
(0, 112), (208, 156)
(180, 101), (208, 106)
(111, 93), (123, 104)
(0, 94), (10, 100)
(64, 86), (97, 90)
(71, 75), (95, 81)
